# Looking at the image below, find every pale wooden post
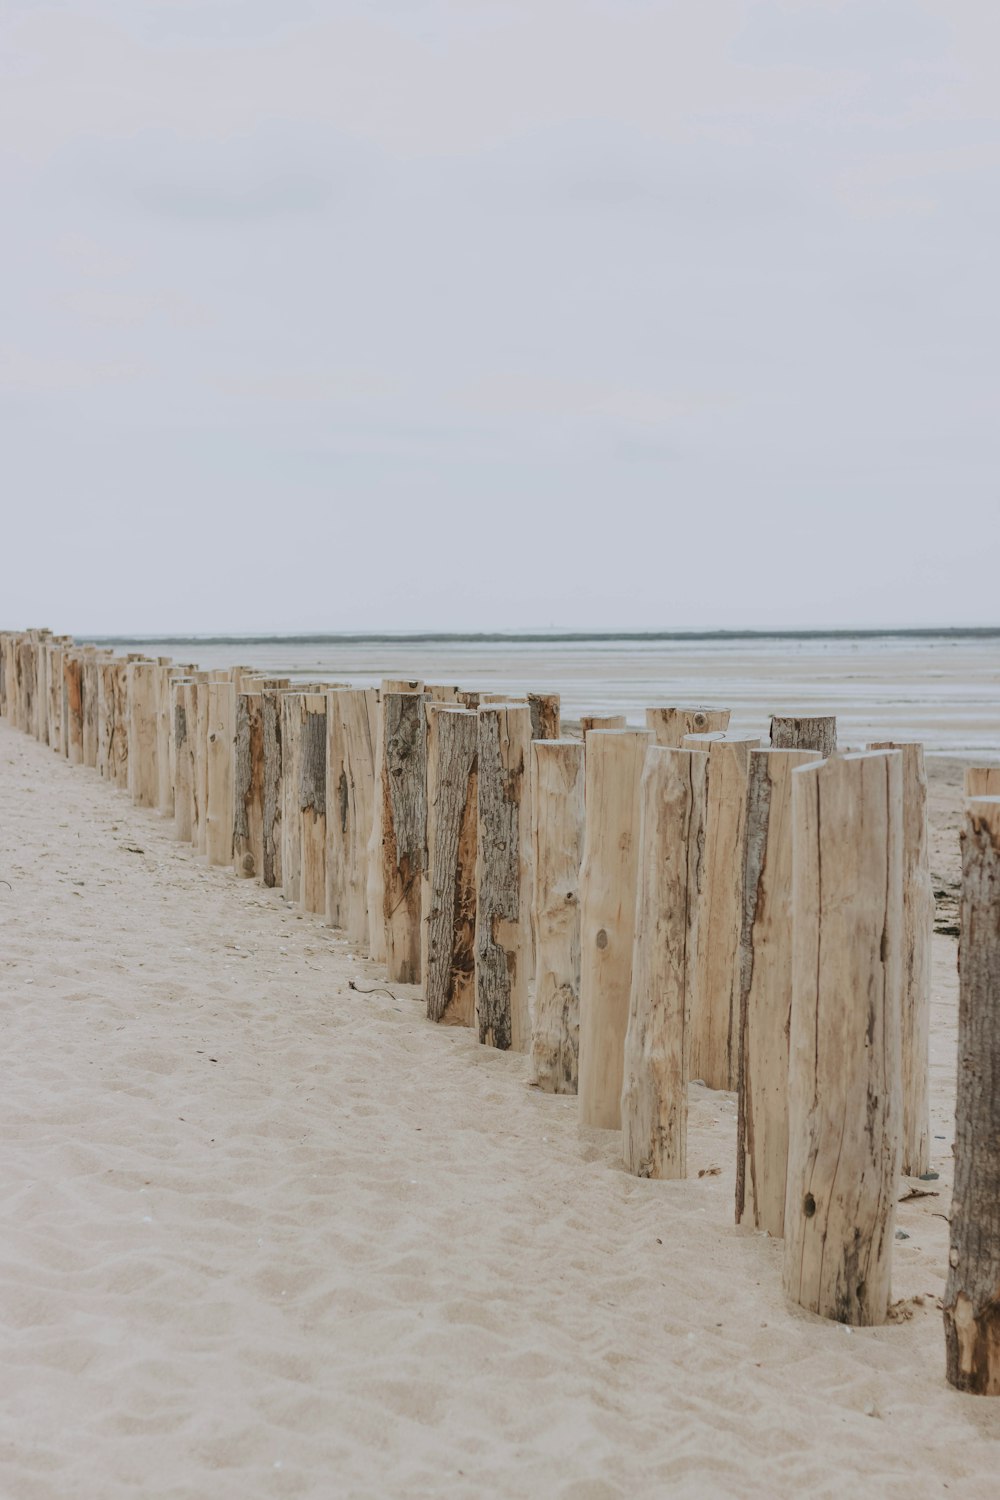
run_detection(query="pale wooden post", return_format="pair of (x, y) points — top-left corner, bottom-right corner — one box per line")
(380, 690), (428, 982)
(736, 748), (821, 1235)
(205, 681), (235, 868)
(868, 741), (934, 1176)
(367, 680), (424, 962)
(528, 692), (561, 741)
(531, 739), (585, 1091)
(770, 715), (837, 755)
(943, 796), (1000, 1394)
(621, 745), (709, 1177)
(193, 680), (212, 855)
(64, 652), (85, 766)
(47, 642), (66, 755)
(481, 692), (527, 704)
(426, 684), (462, 703)
(82, 651), (103, 768)
(680, 732), (760, 1091)
(299, 692), (329, 913)
(173, 680), (195, 842)
(577, 728), (652, 1127)
(475, 702), (532, 1050)
(326, 688), (378, 944)
(233, 691), (265, 877)
(95, 656), (113, 777)
(126, 661), (159, 805)
(581, 714), (626, 735)
(964, 767), (1000, 798)
(646, 706), (730, 747)
(260, 687), (284, 888)
(281, 693), (306, 904)
(110, 660), (131, 788)
(783, 751), (903, 1325)
(424, 707), (478, 1025)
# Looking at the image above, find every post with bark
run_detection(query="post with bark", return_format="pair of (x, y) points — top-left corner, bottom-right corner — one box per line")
(260, 688), (284, 887)
(205, 681), (235, 868)
(680, 732), (760, 1091)
(367, 680), (424, 962)
(528, 692), (561, 741)
(577, 728), (653, 1127)
(82, 650), (101, 768)
(868, 741), (934, 1177)
(64, 652), (85, 766)
(424, 707), (478, 1025)
(736, 748), (822, 1235)
(621, 745), (709, 1177)
(531, 739), (585, 1091)
(299, 693), (328, 913)
(281, 693), (306, 904)
(770, 715), (837, 755)
(783, 750), (903, 1325)
(326, 688), (378, 944)
(475, 702), (533, 1050)
(380, 690), (428, 983)
(127, 661), (159, 805)
(646, 706), (730, 747)
(233, 691), (265, 877)
(943, 795), (1000, 1394)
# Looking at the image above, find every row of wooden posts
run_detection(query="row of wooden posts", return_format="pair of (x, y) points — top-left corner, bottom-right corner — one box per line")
(2, 628), (998, 1392)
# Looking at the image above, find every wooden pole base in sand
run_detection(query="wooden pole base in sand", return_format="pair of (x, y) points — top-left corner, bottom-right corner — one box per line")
(424, 707), (478, 1025)
(475, 702), (532, 1050)
(531, 739), (585, 1091)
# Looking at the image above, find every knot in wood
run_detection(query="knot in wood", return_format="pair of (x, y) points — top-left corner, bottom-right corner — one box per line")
(596, 929), (608, 949)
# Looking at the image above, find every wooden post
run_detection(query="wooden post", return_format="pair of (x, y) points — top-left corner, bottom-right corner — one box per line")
(281, 693), (306, 904)
(367, 680), (424, 959)
(379, 690), (428, 982)
(770, 715), (837, 755)
(735, 748), (822, 1235)
(965, 767), (1000, 798)
(299, 693), (328, 913)
(581, 714), (626, 735)
(943, 796), (1000, 1394)
(260, 688), (284, 888)
(475, 702), (532, 1050)
(783, 751), (903, 1326)
(621, 745), (708, 1177)
(82, 651), (101, 768)
(577, 729), (653, 1127)
(646, 706), (730, 747)
(326, 688), (378, 944)
(127, 661), (159, 805)
(233, 691), (265, 877)
(531, 739), (585, 1090)
(426, 684), (462, 703)
(64, 652), (85, 766)
(528, 692), (560, 741)
(424, 707), (478, 1024)
(174, 681), (196, 842)
(109, 660), (131, 788)
(868, 741), (934, 1177)
(680, 732), (760, 1091)
(205, 681), (235, 868)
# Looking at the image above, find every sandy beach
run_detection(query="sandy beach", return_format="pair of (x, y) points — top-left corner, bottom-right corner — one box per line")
(2, 717), (998, 1499)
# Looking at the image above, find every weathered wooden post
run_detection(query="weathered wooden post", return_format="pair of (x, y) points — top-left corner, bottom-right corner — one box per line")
(424, 706), (478, 1025)
(299, 692), (328, 913)
(770, 715), (837, 755)
(205, 681), (235, 868)
(528, 692), (561, 741)
(735, 747), (822, 1235)
(64, 652), (85, 766)
(646, 706), (730, 747)
(531, 739), (585, 1091)
(259, 687), (283, 887)
(126, 661), (160, 805)
(109, 660), (131, 788)
(943, 795), (1000, 1394)
(82, 650), (102, 768)
(233, 691), (265, 877)
(367, 680), (424, 962)
(475, 702), (533, 1050)
(379, 690), (428, 982)
(965, 767), (1000, 798)
(326, 688), (378, 943)
(580, 714), (627, 735)
(783, 751), (903, 1325)
(281, 693), (306, 903)
(680, 732), (760, 1091)
(173, 680), (196, 842)
(577, 728), (653, 1127)
(868, 741), (933, 1177)
(621, 745), (708, 1177)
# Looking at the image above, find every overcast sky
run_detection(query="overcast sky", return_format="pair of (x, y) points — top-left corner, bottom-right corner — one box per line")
(2, 0), (997, 633)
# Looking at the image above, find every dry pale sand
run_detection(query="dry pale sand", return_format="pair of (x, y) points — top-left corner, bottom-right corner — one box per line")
(1, 720), (998, 1499)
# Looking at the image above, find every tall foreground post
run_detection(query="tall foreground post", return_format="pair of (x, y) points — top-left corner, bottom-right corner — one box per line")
(943, 796), (1000, 1394)
(326, 688), (377, 945)
(281, 693), (306, 904)
(298, 693), (329, 914)
(621, 746), (708, 1176)
(233, 691), (265, 877)
(783, 751), (903, 1325)
(367, 680), (423, 962)
(577, 729), (652, 1127)
(205, 682), (235, 868)
(424, 707), (478, 1025)
(868, 741), (933, 1176)
(770, 715), (837, 755)
(736, 748), (821, 1235)
(475, 703), (532, 1050)
(531, 739), (585, 1091)
(380, 691), (428, 983)
(646, 706), (730, 747)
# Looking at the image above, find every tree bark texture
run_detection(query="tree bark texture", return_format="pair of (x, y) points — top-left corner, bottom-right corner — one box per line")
(646, 706), (731, 748)
(380, 691), (428, 983)
(233, 691), (265, 877)
(424, 707), (478, 1025)
(475, 703), (532, 1051)
(769, 716), (837, 755)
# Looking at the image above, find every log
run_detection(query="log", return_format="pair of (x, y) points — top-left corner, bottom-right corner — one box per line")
(943, 796), (1000, 1394)
(174, 681), (196, 842)
(423, 707), (478, 1025)
(531, 739), (585, 1090)
(64, 652), (85, 766)
(367, 681), (424, 960)
(581, 715), (626, 735)
(233, 691), (265, 877)
(380, 691), (428, 982)
(770, 715), (837, 755)
(577, 729), (653, 1127)
(868, 741), (934, 1176)
(783, 750), (903, 1325)
(528, 692), (561, 741)
(646, 706), (731, 746)
(205, 681), (235, 867)
(965, 767), (1000, 798)
(299, 693), (328, 913)
(260, 688), (284, 888)
(681, 732), (760, 1091)
(621, 746), (709, 1177)
(326, 688), (378, 943)
(475, 703), (532, 1050)
(735, 748), (822, 1235)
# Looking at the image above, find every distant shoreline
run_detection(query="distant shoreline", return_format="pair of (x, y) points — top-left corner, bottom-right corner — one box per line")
(81, 627), (1000, 646)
